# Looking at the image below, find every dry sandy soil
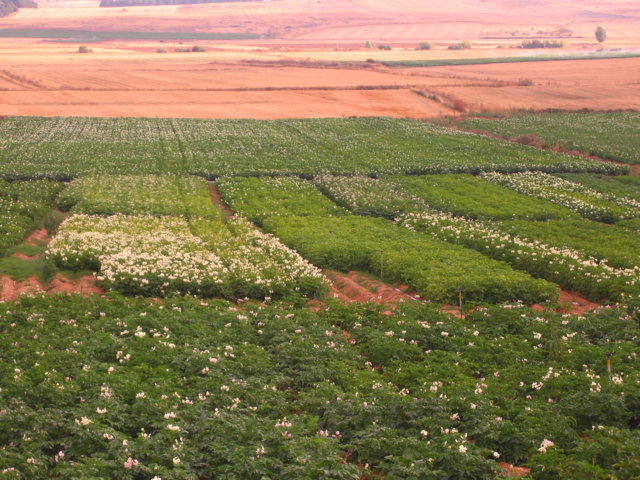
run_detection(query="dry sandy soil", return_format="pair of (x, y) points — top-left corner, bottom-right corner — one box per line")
(0, 0), (639, 118)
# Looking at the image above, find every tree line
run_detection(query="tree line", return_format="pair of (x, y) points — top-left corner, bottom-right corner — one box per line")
(0, 0), (36, 18)
(100, 0), (253, 6)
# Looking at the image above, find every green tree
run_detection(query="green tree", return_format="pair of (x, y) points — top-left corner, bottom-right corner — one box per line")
(595, 26), (607, 44)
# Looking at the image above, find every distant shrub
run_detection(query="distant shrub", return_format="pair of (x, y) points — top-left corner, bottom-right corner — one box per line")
(518, 78), (535, 86)
(448, 40), (471, 50)
(191, 45), (206, 52)
(77, 46), (93, 53)
(174, 47), (191, 52)
(156, 47), (167, 53)
(521, 39), (564, 49)
(377, 44), (392, 50)
(417, 41), (433, 50)
(365, 40), (373, 48)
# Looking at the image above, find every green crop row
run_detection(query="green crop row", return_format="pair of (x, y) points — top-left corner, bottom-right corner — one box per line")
(383, 174), (578, 221)
(0, 117), (624, 180)
(312, 175), (425, 219)
(216, 176), (349, 225)
(263, 215), (558, 305)
(458, 112), (640, 164)
(481, 172), (640, 223)
(398, 211), (640, 301)
(557, 174), (640, 203)
(499, 218), (640, 270)
(57, 175), (223, 219)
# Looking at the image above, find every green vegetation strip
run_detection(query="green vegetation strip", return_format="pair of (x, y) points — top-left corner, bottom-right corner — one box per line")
(58, 175), (223, 218)
(0, 28), (259, 40)
(557, 174), (640, 203)
(383, 173), (578, 220)
(0, 117), (623, 180)
(480, 172), (640, 223)
(380, 51), (640, 68)
(459, 112), (640, 165)
(0, 179), (63, 254)
(398, 211), (640, 301)
(263, 215), (558, 304)
(216, 176), (349, 225)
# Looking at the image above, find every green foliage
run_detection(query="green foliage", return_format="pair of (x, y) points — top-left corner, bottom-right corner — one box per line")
(313, 175), (425, 219)
(0, 179), (64, 255)
(263, 215), (558, 304)
(500, 218), (640, 269)
(459, 112), (640, 165)
(558, 173), (640, 202)
(216, 176), (349, 225)
(417, 41), (433, 50)
(58, 175), (223, 219)
(481, 172), (640, 223)
(384, 174), (578, 220)
(0, 117), (622, 180)
(77, 45), (93, 53)
(399, 211), (640, 301)
(2, 295), (639, 477)
(595, 26), (607, 44)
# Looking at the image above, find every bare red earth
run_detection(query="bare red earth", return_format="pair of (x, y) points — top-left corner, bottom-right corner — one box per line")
(498, 462), (531, 477)
(324, 270), (418, 305)
(0, 228), (105, 302)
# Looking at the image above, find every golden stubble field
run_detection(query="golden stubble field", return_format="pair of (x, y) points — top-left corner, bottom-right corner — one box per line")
(0, 0), (639, 118)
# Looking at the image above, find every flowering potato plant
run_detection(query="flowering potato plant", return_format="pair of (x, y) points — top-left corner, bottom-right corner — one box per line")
(313, 175), (426, 219)
(46, 214), (326, 299)
(383, 173), (578, 221)
(1, 295), (639, 479)
(480, 172), (640, 223)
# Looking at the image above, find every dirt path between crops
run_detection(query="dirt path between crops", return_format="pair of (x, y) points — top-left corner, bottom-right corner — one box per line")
(324, 270), (420, 305)
(0, 228), (104, 302)
(208, 183), (235, 218)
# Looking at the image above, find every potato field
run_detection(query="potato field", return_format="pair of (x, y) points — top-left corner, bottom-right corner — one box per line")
(0, 115), (639, 480)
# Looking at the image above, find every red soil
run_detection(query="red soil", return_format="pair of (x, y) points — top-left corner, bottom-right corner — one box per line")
(324, 270), (418, 305)
(209, 183), (235, 217)
(0, 228), (105, 302)
(498, 462), (531, 478)
(25, 228), (51, 246)
(531, 290), (602, 315)
(0, 274), (104, 302)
